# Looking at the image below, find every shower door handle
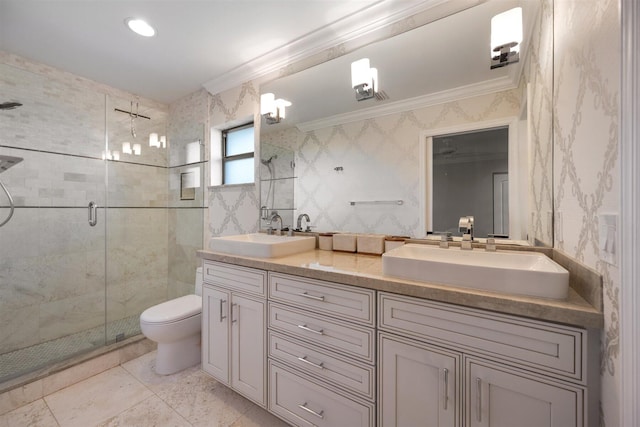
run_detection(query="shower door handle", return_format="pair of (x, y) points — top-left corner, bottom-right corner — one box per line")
(88, 202), (98, 226)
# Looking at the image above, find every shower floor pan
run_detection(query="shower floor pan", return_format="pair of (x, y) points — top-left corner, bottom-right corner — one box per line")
(0, 315), (140, 385)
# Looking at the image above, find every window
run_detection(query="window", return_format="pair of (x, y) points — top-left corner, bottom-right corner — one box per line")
(222, 122), (254, 185)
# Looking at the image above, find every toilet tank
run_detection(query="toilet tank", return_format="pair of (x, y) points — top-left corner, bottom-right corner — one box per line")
(195, 267), (203, 296)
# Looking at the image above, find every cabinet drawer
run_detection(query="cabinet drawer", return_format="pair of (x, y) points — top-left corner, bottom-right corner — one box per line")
(203, 261), (266, 297)
(379, 293), (584, 382)
(269, 332), (375, 400)
(269, 361), (374, 427)
(269, 272), (375, 326)
(269, 303), (375, 363)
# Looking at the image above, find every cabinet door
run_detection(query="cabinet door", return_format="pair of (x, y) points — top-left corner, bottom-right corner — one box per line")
(231, 294), (265, 405)
(467, 359), (582, 427)
(379, 334), (459, 427)
(202, 286), (230, 384)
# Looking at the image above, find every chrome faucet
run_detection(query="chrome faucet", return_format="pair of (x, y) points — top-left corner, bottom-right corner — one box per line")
(267, 213), (283, 235)
(296, 213), (311, 232)
(459, 216), (474, 250)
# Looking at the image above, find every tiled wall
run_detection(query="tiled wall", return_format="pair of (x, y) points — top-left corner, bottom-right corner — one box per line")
(167, 89), (209, 298)
(553, 0), (620, 425)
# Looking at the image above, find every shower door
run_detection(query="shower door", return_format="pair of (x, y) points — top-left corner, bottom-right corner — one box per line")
(0, 63), (108, 384)
(104, 95), (170, 343)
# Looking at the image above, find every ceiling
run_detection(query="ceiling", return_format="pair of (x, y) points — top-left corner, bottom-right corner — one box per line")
(0, 0), (427, 104)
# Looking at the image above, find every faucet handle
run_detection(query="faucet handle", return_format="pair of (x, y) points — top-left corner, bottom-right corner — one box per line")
(486, 234), (497, 252)
(435, 231), (452, 248)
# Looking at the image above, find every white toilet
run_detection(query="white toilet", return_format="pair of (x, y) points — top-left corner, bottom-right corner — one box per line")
(140, 267), (203, 375)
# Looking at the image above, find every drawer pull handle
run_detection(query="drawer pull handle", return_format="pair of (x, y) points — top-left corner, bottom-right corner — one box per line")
(219, 299), (227, 322)
(297, 356), (325, 370)
(298, 292), (325, 302)
(443, 368), (449, 411)
(476, 377), (482, 422)
(298, 402), (324, 419)
(297, 324), (324, 335)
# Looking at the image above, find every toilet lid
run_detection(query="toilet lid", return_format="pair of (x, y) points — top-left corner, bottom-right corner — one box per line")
(140, 294), (202, 324)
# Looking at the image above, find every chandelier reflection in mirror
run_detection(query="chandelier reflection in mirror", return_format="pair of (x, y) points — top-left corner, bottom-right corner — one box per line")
(490, 7), (522, 69)
(351, 58), (378, 101)
(261, 93), (291, 124)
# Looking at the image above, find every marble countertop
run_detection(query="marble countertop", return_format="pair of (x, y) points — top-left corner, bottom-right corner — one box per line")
(197, 249), (603, 329)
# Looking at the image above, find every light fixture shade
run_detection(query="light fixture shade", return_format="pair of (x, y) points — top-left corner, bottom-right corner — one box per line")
(491, 7), (523, 56)
(370, 67), (378, 93)
(149, 132), (160, 147)
(132, 143), (142, 156)
(351, 58), (378, 101)
(261, 93), (276, 116)
(261, 93), (290, 124)
(351, 58), (371, 88)
(275, 99), (292, 120)
(122, 142), (132, 154)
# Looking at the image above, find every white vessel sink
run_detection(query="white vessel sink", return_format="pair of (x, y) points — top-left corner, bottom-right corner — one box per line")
(382, 244), (569, 300)
(210, 233), (316, 258)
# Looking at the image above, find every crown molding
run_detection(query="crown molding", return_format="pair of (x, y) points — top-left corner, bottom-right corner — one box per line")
(202, 0), (475, 95)
(296, 76), (516, 132)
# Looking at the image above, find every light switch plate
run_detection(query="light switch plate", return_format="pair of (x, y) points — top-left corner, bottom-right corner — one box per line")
(598, 213), (618, 266)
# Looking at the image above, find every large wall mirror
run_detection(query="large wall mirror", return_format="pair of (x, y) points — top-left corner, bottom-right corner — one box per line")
(259, 0), (553, 246)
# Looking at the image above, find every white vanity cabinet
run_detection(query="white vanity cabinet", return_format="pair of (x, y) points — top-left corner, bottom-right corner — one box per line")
(378, 292), (597, 427)
(379, 333), (460, 427)
(267, 272), (376, 427)
(201, 261), (267, 406)
(466, 358), (582, 427)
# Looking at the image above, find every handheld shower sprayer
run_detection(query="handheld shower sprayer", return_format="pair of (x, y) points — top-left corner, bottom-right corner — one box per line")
(0, 155), (24, 227)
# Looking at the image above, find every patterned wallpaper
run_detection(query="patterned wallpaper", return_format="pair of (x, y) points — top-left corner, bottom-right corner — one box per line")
(553, 0), (620, 426)
(206, 82), (262, 243)
(522, 0), (554, 246)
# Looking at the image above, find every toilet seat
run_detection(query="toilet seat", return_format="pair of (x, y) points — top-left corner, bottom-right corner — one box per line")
(140, 294), (202, 324)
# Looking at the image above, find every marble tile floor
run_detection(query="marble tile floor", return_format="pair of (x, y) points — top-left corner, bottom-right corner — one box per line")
(0, 316), (141, 384)
(0, 351), (289, 427)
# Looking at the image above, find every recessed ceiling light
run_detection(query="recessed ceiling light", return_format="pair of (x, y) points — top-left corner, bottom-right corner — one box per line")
(124, 18), (156, 37)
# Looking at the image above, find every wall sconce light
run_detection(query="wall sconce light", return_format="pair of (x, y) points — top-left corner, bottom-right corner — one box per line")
(149, 132), (159, 147)
(149, 133), (167, 148)
(351, 58), (378, 101)
(261, 93), (291, 124)
(490, 7), (522, 69)
(122, 142), (141, 156)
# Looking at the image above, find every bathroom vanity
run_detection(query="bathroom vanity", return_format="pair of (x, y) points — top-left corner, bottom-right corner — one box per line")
(198, 248), (602, 427)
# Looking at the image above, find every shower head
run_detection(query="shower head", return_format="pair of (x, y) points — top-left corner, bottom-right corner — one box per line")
(0, 155), (23, 174)
(0, 102), (22, 110)
(261, 155), (278, 165)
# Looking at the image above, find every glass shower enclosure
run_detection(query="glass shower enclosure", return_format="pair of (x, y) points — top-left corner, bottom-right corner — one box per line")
(0, 62), (205, 387)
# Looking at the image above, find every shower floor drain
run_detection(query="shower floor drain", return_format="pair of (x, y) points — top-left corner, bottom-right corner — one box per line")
(0, 316), (140, 384)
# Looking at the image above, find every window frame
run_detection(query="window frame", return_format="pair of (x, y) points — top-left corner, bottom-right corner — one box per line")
(221, 122), (254, 185)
